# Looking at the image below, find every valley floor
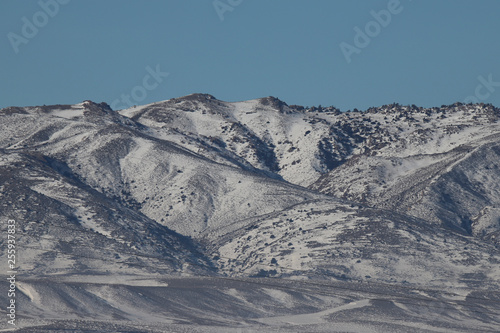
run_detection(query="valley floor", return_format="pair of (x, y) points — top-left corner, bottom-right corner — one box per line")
(3, 275), (500, 333)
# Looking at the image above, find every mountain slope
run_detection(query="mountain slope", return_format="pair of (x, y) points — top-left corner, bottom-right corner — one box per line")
(0, 149), (213, 276)
(1, 96), (500, 332)
(208, 199), (500, 289)
(0, 101), (325, 238)
(120, 95), (500, 246)
(311, 119), (500, 246)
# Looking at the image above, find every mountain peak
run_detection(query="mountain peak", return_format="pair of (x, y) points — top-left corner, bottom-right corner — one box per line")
(257, 96), (288, 109)
(179, 93), (218, 102)
(82, 100), (113, 112)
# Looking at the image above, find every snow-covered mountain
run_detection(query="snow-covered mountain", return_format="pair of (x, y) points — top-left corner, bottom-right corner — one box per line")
(1, 96), (500, 332)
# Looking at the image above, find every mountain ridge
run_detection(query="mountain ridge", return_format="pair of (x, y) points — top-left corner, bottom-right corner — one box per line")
(1, 95), (500, 331)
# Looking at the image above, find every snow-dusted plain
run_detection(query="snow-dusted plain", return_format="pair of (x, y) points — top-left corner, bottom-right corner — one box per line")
(0, 96), (499, 332)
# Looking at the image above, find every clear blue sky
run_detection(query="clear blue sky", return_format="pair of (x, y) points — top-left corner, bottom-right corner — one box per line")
(1, 0), (500, 111)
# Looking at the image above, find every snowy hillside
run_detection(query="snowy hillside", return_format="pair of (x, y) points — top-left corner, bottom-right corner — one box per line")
(124, 96), (500, 188)
(1, 96), (500, 332)
(0, 101), (324, 238)
(211, 199), (499, 288)
(0, 149), (213, 276)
